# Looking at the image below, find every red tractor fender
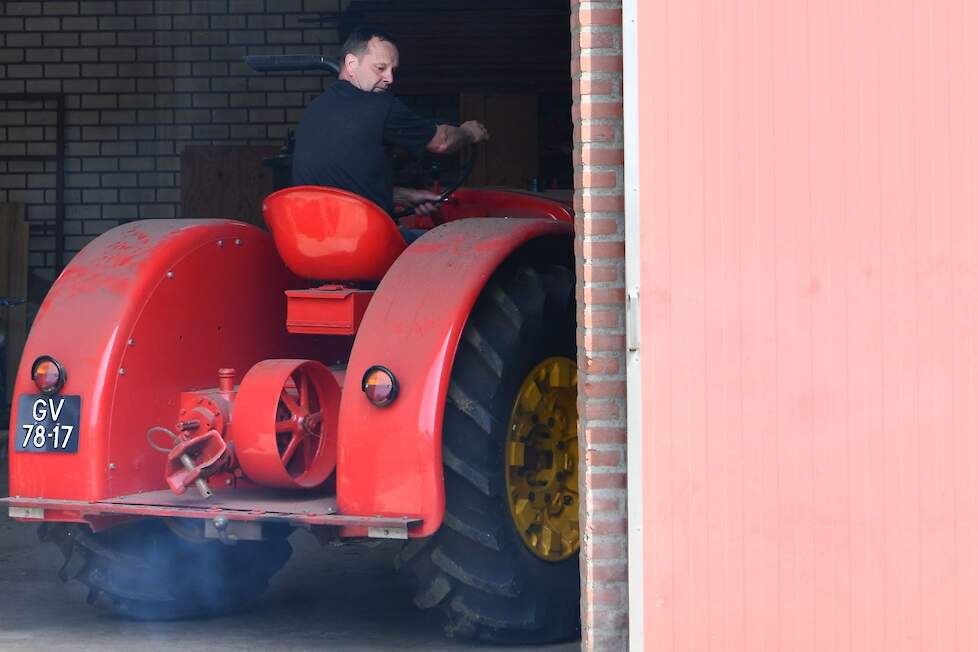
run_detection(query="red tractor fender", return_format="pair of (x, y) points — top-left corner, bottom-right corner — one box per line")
(8, 220), (316, 504)
(336, 217), (574, 537)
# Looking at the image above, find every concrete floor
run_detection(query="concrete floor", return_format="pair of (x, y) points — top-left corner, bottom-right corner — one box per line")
(0, 452), (580, 651)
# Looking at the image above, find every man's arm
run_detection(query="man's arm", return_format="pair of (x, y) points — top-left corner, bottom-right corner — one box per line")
(395, 120), (489, 217)
(426, 120), (490, 155)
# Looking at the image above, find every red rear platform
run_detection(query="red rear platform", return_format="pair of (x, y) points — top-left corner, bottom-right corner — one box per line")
(3, 490), (419, 538)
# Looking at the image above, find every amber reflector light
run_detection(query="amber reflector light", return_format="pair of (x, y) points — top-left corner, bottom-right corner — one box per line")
(32, 356), (65, 394)
(361, 366), (398, 407)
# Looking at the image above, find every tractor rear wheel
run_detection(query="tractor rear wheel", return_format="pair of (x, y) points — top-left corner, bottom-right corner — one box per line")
(40, 518), (292, 619)
(396, 262), (581, 644)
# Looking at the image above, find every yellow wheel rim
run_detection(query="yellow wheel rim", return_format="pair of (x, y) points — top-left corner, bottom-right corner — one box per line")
(505, 356), (580, 562)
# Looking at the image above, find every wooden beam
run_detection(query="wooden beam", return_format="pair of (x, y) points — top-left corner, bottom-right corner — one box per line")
(0, 203), (28, 408)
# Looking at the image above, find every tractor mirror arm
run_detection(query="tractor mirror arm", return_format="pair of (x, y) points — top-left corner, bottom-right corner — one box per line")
(244, 54), (340, 76)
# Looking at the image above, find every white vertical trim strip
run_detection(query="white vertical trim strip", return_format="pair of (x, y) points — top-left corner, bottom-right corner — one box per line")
(622, 0), (644, 650)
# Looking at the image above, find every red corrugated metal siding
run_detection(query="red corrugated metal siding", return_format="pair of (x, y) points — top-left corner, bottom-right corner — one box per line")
(635, 1), (978, 649)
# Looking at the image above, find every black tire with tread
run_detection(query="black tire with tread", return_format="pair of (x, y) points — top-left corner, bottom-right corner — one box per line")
(396, 262), (580, 644)
(39, 518), (292, 619)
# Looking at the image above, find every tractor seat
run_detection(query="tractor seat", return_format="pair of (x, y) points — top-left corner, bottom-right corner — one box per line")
(262, 185), (407, 282)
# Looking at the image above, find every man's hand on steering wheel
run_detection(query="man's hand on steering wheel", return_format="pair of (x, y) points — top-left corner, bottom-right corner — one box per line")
(460, 120), (490, 145)
(394, 187), (442, 217)
(392, 141), (481, 219)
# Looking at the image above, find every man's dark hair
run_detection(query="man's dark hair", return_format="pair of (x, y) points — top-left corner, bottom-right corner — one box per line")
(341, 26), (398, 61)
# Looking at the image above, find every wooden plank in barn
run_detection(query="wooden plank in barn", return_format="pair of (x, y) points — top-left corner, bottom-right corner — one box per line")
(0, 203), (29, 408)
(460, 93), (538, 188)
(180, 145), (279, 227)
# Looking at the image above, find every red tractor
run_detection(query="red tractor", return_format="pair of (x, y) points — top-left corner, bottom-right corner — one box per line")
(4, 57), (581, 644)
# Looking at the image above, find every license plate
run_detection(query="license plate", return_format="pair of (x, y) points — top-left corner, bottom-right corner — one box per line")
(15, 394), (81, 453)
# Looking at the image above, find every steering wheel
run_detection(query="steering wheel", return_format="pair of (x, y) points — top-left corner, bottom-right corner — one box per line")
(393, 144), (479, 219)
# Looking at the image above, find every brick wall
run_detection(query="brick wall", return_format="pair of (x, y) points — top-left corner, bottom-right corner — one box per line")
(571, 1), (627, 650)
(0, 0), (343, 285)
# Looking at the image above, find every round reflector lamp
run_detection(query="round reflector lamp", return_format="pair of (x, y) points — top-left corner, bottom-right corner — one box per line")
(361, 365), (398, 407)
(32, 356), (66, 394)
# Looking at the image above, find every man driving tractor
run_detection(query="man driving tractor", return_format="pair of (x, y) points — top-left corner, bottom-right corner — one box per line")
(292, 26), (490, 235)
